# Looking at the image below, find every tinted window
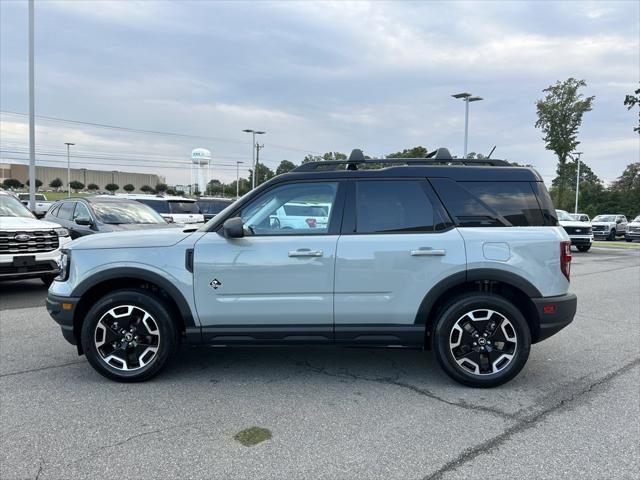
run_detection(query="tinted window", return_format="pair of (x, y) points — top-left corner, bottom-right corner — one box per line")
(356, 180), (434, 233)
(136, 199), (169, 214)
(198, 200), (232, 215)
(57, 202), (75, 220)
(169, 201), (200, 214)
(240, 182), (338, 235)
(430, 179), (503, 227)
(92, 201), (166, 224)
(48, 204), (61, 217)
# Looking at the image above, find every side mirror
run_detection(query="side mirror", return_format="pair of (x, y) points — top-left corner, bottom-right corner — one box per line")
(75, 217), (93, 226)
(616, 219), (621, 224)
(223, 217), (244, 238)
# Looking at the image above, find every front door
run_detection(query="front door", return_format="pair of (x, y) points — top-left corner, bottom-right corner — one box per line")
(193, 180), (344, 344)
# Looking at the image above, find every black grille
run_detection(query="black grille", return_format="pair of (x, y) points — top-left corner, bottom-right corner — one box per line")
(0, 230), (59, 255)
(563, 226), (592, 235)
(592, 225), (606, 232)
(0, 263), (56, 275)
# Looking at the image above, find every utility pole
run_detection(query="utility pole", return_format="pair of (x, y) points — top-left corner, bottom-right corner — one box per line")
(573, 151), (583, 214)
(65, 142), (74, 197)
(28, 0), (36, 211)
(236, 161), (244, 198)
(452, 92), (483, 158)
(242, 129), (265, 189)
(255, 143), (264, 186)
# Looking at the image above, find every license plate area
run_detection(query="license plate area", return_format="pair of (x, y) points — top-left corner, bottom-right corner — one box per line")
(13, 255), (36, 268)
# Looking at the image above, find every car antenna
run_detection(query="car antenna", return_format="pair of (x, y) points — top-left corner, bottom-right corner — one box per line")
(487, 146), (496, 159)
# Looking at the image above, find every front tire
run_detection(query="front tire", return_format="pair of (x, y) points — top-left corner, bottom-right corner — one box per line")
(41, 275), (56, 287)
(577, 245), (591, 252)
(81, 289), (179, 382)
(433, 293), (531, 388)
(607, 229), (616, 241)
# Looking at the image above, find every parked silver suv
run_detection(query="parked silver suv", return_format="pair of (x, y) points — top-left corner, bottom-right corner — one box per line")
(47, 149), (577, 387)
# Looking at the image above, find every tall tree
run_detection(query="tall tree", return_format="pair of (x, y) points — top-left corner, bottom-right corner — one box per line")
(535, 78), (594, 207)
(249, 163), (275, 186)
(276, 160), (296, 175)
(623, 87), (639, 134)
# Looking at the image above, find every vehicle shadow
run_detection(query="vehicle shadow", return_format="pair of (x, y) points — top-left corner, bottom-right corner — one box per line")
(0, 279), (49, 310)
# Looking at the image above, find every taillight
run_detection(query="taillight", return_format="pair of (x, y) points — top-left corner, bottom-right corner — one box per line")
(560, 241), (572, 281)
(306, 218), (317, 228)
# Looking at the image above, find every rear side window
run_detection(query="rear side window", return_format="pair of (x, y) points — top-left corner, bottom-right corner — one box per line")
(57, 202), (75, 220)
(137, 199), (169, 214)
(169, 201), (200, 214)
(431, 179), (548, 227)
(356, 180), (435, 233)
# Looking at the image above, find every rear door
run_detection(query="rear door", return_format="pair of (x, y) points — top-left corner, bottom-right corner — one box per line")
(334, 179), (466, 345)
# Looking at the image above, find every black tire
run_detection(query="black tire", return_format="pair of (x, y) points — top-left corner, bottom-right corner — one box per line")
(81, 289), (179, 382)
(432, 293), (531, 388)
(607, 229), (616, 241)
(577, 245), (591, 252)
(626, 238), (632, 243)
(40, 275), (56, 287)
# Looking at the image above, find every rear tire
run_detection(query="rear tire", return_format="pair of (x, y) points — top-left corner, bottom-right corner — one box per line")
(577, 245), (591, 252)
(81, 289), (179, 382)
(432, 293), (531, 388)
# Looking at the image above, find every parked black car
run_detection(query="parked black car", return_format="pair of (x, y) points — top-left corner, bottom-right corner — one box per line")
(44, 197), (177, 239)
(196, 197), (234, 221)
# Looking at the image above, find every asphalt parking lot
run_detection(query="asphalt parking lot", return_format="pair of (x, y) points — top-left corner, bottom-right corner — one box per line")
(1, 247), (639, 479)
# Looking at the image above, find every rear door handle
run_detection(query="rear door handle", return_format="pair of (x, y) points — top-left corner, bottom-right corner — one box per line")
(289, 249), (324, 257)
(410, 248), (446, 256)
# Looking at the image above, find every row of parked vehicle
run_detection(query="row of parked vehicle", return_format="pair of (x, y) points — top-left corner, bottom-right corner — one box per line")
(555, 210), (639, 252)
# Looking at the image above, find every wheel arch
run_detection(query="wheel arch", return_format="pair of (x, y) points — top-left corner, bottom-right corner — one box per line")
(70, 267), (196, 353)
(416, 269), (543, 348)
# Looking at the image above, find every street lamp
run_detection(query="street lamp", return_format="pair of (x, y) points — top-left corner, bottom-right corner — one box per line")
(236, 161), (244, 198)
(242, 129), (265, 189)
(452, 92), (483, 158)
(572, 151), (583, 214)
(64, 142), (75, 198)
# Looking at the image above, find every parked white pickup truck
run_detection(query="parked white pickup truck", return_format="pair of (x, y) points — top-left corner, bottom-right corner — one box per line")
(18, 193), (54, 218)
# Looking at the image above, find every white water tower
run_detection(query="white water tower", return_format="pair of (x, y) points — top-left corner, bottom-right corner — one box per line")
(191, 148), (211, 194)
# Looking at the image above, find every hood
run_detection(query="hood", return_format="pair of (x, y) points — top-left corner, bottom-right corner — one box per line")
(0, 215), (62, 230)
(627, 221), (640, 227)
(591, 221), (616, 227)
(558, 220), (591, 228)
(68, 228), (196, 250)
(101, 222), (180, 232)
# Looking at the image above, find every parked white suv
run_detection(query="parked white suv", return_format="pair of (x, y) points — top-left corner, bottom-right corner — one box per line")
(270, 202), (331, 230)
(556, 209), (593, 252)
(0, 191), (71, 285)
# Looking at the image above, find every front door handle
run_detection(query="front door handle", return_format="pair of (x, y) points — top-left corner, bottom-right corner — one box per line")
(289, 249), (324, 257)
(410, 248), (446, 256)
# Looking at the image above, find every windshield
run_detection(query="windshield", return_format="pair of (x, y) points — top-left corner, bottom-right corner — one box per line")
(92, 201), (167, 224)
(18, 193), (46, 201)
(169, 201), (200, 214)
(555, 210), (574, 221)
(593, 215), (616, 222)
(0, 195), (35, 218)
(633, 216), (640, 222)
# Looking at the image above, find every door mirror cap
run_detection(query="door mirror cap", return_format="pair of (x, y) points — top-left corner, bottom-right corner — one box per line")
(223, 217), (244, 238)
(75, 217), (93, 226)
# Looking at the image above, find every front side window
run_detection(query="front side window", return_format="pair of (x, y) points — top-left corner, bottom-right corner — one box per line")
(73, 202), (92, 220)
(57, 202), (76, 220)
(356, 180), (435, 233)
(240, 182), (338, 235)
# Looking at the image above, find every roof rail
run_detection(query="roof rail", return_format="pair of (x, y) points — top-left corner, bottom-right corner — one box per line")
(293, 148), (510, 172)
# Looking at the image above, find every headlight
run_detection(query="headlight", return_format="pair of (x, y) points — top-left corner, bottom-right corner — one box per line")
(55, 250), (70, 282)
(55, 227), (69, 237)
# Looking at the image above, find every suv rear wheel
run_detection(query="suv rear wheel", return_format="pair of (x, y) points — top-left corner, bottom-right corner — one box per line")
(433, 293), (531, 388)
(81, 289), (179, 382)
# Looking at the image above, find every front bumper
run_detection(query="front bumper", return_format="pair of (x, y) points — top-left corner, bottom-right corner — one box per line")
(0, 259), (58, 280)
(532, 293), (577, 343)
(46, 293), (80, 346)
(568, 235), (593, 246)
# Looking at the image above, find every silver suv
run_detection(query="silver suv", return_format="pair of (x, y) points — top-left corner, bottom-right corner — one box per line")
(46, 149), (577, 387)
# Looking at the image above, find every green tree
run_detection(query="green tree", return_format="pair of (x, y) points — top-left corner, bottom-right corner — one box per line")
(249, 163), (275, 186)
(206, 179), (224, 196)
(535, 78), (595, 207)
(123, 184), (135, 192)
(623, 87), (639, 134)
(609, 163), (640, 217)
(87, 183), (99, 191)
(105, 183), (119, 193)
(49, 178), (63, 191)
(322, 152), (347, 161)
(387, 146), (429, 158)
(140, 185), (153, 193)
(2, 178), (23, 189)
(25, 179), (43, 189)
(69, 181), (84, 192)
(165, 187), (177, 195)
(550, 159), (604, 213)
(301, 154), (323, 164)
(276, 160), (296, 175)
(155, 183), (168, 193)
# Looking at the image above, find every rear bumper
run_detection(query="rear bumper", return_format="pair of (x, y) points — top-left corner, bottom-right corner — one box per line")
(46, 293), (80, 346)
(532, 293), (577, 342)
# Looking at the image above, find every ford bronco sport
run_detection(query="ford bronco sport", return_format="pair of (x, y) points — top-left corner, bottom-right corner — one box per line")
(46, 149), (577, 387)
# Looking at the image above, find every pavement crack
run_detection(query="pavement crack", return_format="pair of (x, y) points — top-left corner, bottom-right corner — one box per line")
(34, 458), (44, 480)
(423, 356), (640, 480)
(0, 361), (85, 378)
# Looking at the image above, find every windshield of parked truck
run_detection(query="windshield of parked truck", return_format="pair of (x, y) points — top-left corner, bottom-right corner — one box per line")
(555, 210), (574, 221)
(593, 215), (616, 222)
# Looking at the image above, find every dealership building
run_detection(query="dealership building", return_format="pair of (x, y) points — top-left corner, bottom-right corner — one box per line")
(0, 163), (164, 192)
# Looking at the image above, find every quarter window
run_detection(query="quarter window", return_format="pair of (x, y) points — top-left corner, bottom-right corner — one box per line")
(356, 180), (435, 233)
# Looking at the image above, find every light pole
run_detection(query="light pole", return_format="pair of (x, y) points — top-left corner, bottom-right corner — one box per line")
(242, 129), (265, 189)
(255, 143), (264, 186)
(452, 92), (483, 158)
(28, 0), (35, 211)
(236, 161), (244, 198)
(572, 151), (583, 214)
(64, 142), (74, 198)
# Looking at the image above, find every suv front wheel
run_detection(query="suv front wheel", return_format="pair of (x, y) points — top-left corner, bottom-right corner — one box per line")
(433, 293), (531, 388)
(81, 289), (179, 382)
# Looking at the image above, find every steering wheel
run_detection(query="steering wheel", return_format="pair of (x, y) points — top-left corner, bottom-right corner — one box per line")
(270, 216), (281, 230)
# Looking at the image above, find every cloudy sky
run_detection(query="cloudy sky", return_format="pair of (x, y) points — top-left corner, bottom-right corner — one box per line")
(1, 0), (638, 186)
